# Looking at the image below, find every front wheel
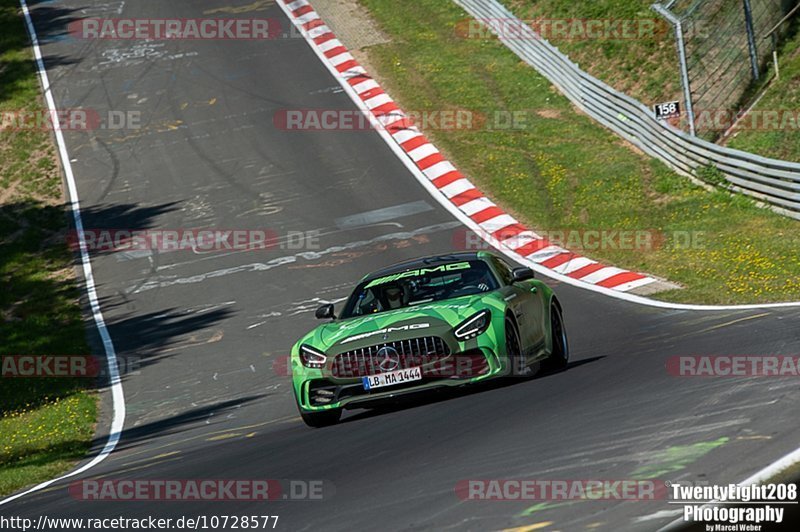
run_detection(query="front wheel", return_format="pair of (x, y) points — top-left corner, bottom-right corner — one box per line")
(545, 303), (569, 371)
(507, 318), (535, 378)
(300, 408), (341, 428)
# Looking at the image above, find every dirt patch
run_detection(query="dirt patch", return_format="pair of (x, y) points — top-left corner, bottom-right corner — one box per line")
(311, 0), (391, 51)
(307, 0), (393, 86)
(536, 109), (561, 119)
(0, 179), (19, 204)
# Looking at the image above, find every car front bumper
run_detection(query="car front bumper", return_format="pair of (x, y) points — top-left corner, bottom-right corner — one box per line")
(293, 346), (505, 412)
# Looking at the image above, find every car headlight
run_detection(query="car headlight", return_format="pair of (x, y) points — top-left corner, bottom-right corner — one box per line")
(454, 310), (491, 340)
(299, 345), (328, 368)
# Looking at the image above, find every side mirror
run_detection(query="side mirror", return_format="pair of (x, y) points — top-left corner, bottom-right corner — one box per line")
(511, 267), (534, 283)
(315, 304), (336, 320)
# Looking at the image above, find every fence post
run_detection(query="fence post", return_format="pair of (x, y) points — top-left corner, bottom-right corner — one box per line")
(771, 33), (780, 79)
(653, 3), (696, 136)
(742, 0), (760, 80)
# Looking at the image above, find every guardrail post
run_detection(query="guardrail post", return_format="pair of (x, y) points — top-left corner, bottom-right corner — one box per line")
(652, 3), (696, 136)
(743, 0), (760, 80)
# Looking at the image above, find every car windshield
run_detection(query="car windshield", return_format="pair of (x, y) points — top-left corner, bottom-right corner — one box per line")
(340, 260), (499, 318)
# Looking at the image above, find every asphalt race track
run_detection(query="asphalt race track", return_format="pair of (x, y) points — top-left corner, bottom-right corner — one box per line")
(5, 1), (800, 530)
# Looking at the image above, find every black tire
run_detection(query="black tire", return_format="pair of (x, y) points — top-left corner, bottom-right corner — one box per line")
(300, 408), (341, 428)
(546, 303), (569, 371)
(506, 318), (534, 378)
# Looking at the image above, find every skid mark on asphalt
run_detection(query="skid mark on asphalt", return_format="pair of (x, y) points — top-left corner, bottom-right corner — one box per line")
(128, 222), (460, 293)
(246, 313), (281, 329)
(77, 1), (126, 16)
(107, 417), (298, 464)
(106, 108), (273, 145)
(212, 365), (256, 381)
(631, 437), (730, 479)
(632, 311), (761, 343)
(106, 119), (189, 143)
(93, 43), (198, 70)
(514, 438), (729, 525)
(286, 238), (431, 270)
(90, 456), (184, 480)
(148, 220), (416, 271)
(246, 296), (347, 329)
(157, 329), (224, 354)
(692, 312), (771, 334)
(143, 216), (418, 270)
(121, 451), (181, 467)
(516, 420), (746, 478)
(519, 502), (578, 518)
(334, 200), (434, 229)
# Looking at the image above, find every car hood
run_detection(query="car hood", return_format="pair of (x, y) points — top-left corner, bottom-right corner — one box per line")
(300, 293), (503, 354)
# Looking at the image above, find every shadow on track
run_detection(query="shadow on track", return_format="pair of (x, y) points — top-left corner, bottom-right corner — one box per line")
(100, 395), (269, 454)
(339, 356), (606, 425)
(0, 201), (181, 411)
(1, 0), (80, 72)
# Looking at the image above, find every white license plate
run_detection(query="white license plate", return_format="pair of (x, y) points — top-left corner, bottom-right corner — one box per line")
(362, 367), (422, 390)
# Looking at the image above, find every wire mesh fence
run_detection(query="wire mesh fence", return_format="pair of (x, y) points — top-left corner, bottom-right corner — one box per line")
(655, 0), (794, 139)
(457, 0), (800, 218)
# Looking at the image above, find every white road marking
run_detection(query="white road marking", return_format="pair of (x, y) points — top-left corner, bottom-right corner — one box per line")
(129, 222), (461, 293)
(0, 0), (127, 507)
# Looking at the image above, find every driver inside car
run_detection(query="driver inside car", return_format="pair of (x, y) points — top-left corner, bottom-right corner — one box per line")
(383, 284), (408, 310)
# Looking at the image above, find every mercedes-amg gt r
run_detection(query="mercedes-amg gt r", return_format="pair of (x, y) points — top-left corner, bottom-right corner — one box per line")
(291, 251), (568, 427)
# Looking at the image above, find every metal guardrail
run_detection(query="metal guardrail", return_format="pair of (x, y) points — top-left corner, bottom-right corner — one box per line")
(454, 0), (800, 220)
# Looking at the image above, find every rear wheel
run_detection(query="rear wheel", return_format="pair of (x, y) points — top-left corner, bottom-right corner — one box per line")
(300, 408), (341, 428)
(546, 303), (569, 371)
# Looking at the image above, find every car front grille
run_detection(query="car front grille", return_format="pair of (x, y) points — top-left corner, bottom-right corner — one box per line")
(332, 336), (450, 378)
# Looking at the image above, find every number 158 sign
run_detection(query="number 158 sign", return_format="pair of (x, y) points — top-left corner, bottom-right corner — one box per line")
(654, 101), (681, 120)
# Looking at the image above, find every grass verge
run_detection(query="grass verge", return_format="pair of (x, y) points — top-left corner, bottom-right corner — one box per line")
(503, 0), (682, 108)
(726, 20), (800, 162)
(0, 0), (97, 496)
(357, 0), (800, 304)
(506, 0), (800, 157)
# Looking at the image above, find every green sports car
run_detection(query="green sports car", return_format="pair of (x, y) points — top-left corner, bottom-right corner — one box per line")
(291, 251), (569, 427)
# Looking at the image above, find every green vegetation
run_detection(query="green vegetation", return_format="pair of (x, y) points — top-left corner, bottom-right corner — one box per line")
(727, 23), (800, 162)
(504, 0), (682, 107)
(358, 0), (800, 304)
(1, 0), (97, 495)
(696, 165), (726, 187)
(505, 0), (800, 161)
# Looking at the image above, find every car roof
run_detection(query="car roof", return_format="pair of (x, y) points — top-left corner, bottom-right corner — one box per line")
(360, 251), (495, 282)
